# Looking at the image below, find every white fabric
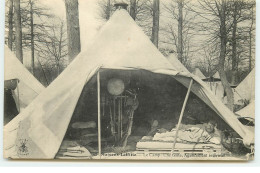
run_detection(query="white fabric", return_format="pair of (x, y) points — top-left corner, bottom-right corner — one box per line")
(167, 54), (190, 73)
(192, 68), (206, 80)
(136, 141), (222, 150)
(236, 100), (255, 119)
(3, 9), (254, 159)
(233, 69), (255, 104)
(4, 46), (45, 110)
(153, 128), (221, 144)
(213, 71), (220, 79)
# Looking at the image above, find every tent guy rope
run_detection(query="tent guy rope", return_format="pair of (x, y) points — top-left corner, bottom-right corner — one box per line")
(97, 71), (101, 158)
(171, 78), (193, 157)
(16, 79), (20, 113)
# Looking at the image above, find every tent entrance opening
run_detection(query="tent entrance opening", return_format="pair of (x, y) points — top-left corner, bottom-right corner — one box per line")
(59, 69), (246, 158)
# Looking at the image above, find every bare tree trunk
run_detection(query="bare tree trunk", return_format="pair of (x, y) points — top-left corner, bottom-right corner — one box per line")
(56, 63), (60, 76)
(151, 0), (159, 48)
(57, 23), (63, 76)
(8, 0), (14, 50)
(249, 31), (252, 71)
(130, 0), (136, 20)
(36, 56), (49, 86)
(13, 0), (23, 63)
(65, 0), (81, 62)
(218, 0), (234, 111)
(249, 6), (254, 71)
(29, 0), (34, 75)
(231, 2), (238, 85)
(177, 0), (183, 63)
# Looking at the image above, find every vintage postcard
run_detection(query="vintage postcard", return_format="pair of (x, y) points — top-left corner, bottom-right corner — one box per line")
(3, 0), (255, 161)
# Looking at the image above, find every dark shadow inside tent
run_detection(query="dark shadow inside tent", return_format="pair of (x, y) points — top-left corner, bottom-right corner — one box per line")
(4, 80), (19, 125)
(57, 69), (243, 158)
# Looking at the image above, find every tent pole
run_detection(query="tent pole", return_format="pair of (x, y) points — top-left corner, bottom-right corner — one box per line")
(120, 96), (123, 138)
(97, 71), (101, 158)
(118, 98), (121, 141)
(16, 79), (20, 113)
(171, 78), (193, 157)
(113, 97), (116, 143)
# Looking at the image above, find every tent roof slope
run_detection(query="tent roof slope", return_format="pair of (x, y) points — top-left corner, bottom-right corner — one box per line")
(3, 9), (254, 159)
(82, 10), (177, 72)
(212, 71), (220, 79)
(167, 54), (190, 73)
(4, 45), (45, 93)
(192, 68), (206, 80)
(4, 46), (45, 109)
(234, 68), (255, 101)
(236, 100), (255, 119)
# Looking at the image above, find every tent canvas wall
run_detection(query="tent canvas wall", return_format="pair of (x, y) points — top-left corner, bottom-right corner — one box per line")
(4, 9), (254, 159)
(213, 71), (220, 79)
(166, 54), (189, 73)
(233, 69), (255, 120)
(236, 100), (255, 119)
(235, 100), (255, 135)
(4, 46), (45, 110)
(192, 68), (206, 80)
(4, 46), (45, 123)
(233, 68), (255, 105)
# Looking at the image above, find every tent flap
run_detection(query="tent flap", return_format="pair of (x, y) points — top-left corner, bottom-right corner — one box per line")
(4, 46), (45, 111)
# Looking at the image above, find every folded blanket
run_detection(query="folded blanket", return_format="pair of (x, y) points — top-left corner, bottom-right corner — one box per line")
(153, 131), (182, 142)
(63, 146), (91, 157)
(71, 121), (96, 129)
(56, 140), (92, 159)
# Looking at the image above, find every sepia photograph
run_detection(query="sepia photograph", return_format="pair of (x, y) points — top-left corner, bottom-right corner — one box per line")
(2, 0), (255, 161)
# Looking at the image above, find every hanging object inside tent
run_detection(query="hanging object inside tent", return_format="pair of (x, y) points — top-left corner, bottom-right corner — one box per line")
(106, 77), (138, 147)
(107, 78), (125, 96)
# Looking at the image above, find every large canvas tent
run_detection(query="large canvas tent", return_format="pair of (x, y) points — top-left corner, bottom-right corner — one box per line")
(234, 69), (255, 121)
(4, 9), (254, 159)
(233, 68), (255, 105)
(192, 68), (206, 80)
(4, 46), (45, 123)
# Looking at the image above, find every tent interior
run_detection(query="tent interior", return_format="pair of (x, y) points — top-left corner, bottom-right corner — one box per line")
(58, 69), (248, 158)
(4, 79), (19, 125)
